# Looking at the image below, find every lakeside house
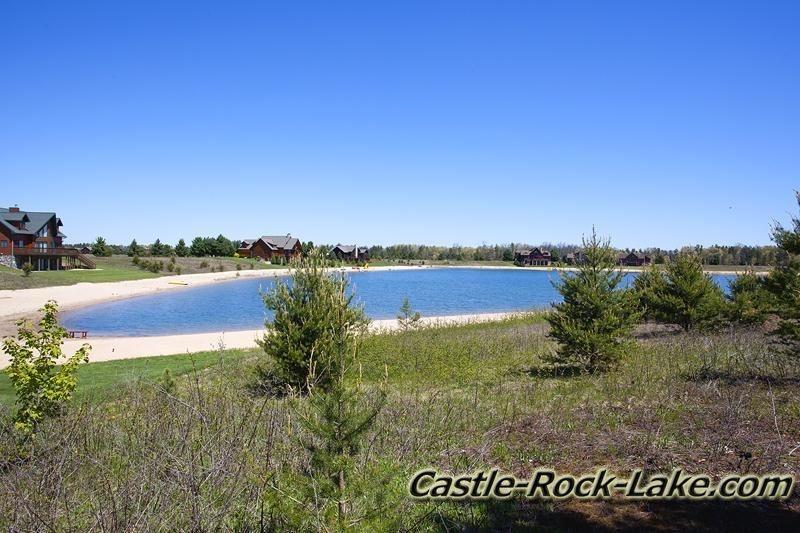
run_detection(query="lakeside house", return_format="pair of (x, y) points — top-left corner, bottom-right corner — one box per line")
(237, 234), (301, 261)
(514, 248), (552, 266)
(564, 250), (587, 265)
(0, 206), (95, 270)
(618, 251), (652, 267)
(330, 244), (370, 262)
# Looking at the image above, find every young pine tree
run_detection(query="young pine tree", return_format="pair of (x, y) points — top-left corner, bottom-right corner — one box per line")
(396, 297), (422, 332)
(545, 229), (640, 373)
(3, 301), (90, 434)
(763, 191), (800, 357)
(636, 254), (726, 331)
(257, 249), (369, 393)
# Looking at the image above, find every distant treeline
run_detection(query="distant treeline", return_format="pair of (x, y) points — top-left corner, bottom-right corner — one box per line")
(367, 243), (788, 266)
(68, 238), (786, 266)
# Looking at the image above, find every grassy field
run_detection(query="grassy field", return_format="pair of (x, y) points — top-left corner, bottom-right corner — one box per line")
(0, 254), (285, 290)
(0, 316), (797, 530)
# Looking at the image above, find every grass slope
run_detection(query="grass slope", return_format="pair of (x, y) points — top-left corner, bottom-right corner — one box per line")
(0, 316), (798, 530)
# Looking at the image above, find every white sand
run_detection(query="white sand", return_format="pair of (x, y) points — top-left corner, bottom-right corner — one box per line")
(0, 312), (519, 368)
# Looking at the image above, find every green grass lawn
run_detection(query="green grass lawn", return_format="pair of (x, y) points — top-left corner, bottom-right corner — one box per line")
(0, 255), (286, 290)
(0, 348), (255, 407)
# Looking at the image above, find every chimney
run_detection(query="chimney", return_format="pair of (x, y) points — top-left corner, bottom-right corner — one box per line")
(9, 206), (20, 213)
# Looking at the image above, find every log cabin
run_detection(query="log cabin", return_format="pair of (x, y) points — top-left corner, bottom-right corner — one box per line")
(237, 235), (302, 261)
(330, 244), (370, 262)
(0, 206), (95, 270)
(514, 247), (552, 266)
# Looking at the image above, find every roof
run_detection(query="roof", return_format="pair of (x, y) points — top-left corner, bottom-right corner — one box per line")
(0, 207), (57, 236)
(240, 235), (299, 251)
(260, 235), (299, 249)
(333, 244), (357, 253)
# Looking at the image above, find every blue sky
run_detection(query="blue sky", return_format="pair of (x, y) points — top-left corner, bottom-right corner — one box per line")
(1, 1), (798, 248)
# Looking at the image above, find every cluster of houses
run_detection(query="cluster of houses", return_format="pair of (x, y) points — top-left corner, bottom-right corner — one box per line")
(513, 247), (651, 267)
(235, 235), (370, 263)
(0, 206), (95, 271)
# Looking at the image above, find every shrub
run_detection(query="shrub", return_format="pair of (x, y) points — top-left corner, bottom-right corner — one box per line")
(2, 301), (90, 434)
(726, 270), (771, 325)
(545, 229), (640, 373)
(764, 191), (800, 357)
(257, 249), (368, 393)
(236, 263), (242, 271)
(175, 265), (182, 275)
(636, 254), (726, 331)
(200, 260), (209, 268)
(21, 262), (33, 277)
(166, 262), (174, 272)
(131, 254), (140, 265)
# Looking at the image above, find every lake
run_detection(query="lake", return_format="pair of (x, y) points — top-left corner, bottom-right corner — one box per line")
(61, 268), (736, 336)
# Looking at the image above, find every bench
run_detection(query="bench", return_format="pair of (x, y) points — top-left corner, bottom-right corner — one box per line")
(68, 331), (88, 339)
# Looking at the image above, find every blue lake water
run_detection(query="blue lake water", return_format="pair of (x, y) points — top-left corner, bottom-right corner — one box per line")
(61, 268), (736, 337)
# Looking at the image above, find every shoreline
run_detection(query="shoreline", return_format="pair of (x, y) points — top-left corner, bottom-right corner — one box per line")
(0, 263), (750, 317)
(0, 311), (521, 368)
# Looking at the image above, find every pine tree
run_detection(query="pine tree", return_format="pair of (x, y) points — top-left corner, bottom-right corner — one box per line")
(397, 297), (422, 331)
(174, 238), (189, 257)
(127, 239), (141, 257)
(257, 249), (368, 393)
(764, 191), (800, 357)
(91, 236), (110, 257)
(636, 254), (726, 331)
(545, 229), (640, 373)
(150, 238), (164, 257)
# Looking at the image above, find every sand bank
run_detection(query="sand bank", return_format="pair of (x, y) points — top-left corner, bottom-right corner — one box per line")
(0, 311), (518, 368)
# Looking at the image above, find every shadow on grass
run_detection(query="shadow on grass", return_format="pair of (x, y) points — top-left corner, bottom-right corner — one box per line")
(428, 496), (800, 532)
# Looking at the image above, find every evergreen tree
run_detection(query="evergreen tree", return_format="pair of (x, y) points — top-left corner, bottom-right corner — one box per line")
(636, 254), (726, 331)
(150, 238), (164, 256)
(727, 269), (771, 325)
(91, 236), (111, 257)
(764, 191), (800, 357)
(397, 297), (422, 331)
(257, 249), (369, 393)
(174, 238), (189, 257)
(127, 239), (142, 257)
(189, 236), (206, 256)
(545, 229), (640, 373)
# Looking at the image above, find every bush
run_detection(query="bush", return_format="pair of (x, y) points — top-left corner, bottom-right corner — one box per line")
(545, 229), (640, 373)
(2, 301), (90, 434)
(21, 262), (33, 277)
(257, 249), (368, 393)
(764, 191), (800, 357)
(636, 254), (726, 331)
(132, 254), (140, 265)
(236, 263), (242, 271)
(175, 265), (182, 275)
(727, 270), (771, 325)
(200, 260), (209, 268)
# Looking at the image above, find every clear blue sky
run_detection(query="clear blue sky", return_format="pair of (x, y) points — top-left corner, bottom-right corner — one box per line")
(1, 1), (798, 248)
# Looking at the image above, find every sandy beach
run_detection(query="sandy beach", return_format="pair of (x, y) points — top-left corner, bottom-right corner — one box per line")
(0, 311), (518, 368)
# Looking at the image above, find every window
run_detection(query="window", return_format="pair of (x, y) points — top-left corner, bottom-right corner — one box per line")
(17, 240), (24, 247)
(0, 240), (7, 247)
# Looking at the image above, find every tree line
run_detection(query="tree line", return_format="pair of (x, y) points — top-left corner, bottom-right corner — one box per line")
(73, 237), (785, 266)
